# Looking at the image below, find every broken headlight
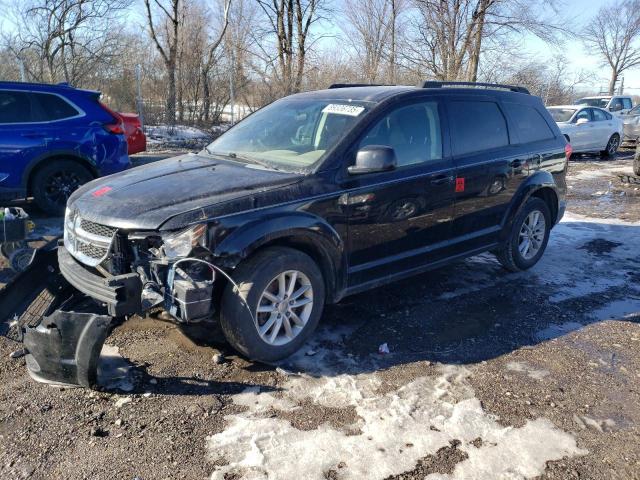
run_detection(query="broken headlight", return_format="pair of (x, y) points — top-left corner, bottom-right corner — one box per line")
(161, 224), (207, 259)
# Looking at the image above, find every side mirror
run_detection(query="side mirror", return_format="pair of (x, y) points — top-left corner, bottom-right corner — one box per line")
(610, 104), (622, 112)
(576, 118), (589, 125)
(348, 145), (397, 175)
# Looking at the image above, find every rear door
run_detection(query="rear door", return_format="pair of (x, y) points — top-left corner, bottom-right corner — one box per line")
(343, 99), (456, 286)
(591, 108), (613, 149)
(0, 90), (46, 191)
(446, 96), (529, 252)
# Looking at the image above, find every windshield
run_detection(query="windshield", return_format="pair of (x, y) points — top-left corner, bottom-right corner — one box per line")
(576, 97), (609, 108)
(547, 108), (576, 123)
(205, 98), (370, 172)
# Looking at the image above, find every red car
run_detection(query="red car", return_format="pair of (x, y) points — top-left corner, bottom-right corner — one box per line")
(119, 112), (146, 155)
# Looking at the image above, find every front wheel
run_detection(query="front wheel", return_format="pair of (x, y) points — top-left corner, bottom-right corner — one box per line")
(601, 134), (620, 158)
(495, 198), (551, 272)
(219, 247), (325, 362)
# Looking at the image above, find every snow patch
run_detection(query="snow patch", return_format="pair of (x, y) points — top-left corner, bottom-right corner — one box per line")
(506, 361), (550, 380)
(207, 363), (584, 479)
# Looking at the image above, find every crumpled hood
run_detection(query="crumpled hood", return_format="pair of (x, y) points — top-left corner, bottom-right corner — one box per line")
(68, 153), (300, 230)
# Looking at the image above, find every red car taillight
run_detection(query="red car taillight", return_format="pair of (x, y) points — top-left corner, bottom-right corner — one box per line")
(564, 143), (572, 161)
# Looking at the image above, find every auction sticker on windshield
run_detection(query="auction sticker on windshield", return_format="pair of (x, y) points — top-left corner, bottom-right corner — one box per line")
(322, 104), (365, 116)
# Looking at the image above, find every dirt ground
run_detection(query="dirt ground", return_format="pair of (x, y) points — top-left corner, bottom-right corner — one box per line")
(1, 150), (639, 480)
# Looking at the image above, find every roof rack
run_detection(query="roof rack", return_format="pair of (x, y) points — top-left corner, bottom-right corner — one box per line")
(422, 81), (530, 95)
(328, 83), (390, 89)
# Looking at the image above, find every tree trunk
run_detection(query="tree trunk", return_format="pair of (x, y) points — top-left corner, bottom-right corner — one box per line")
(609, 69), (618, 95)
(467, 0), (489, 82)
(202, 68), (211, 122)
(390, 0), (397, 84)
(167, 64), (176, 128)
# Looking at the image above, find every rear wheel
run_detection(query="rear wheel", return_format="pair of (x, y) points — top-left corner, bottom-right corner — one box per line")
(495, 198), (551, 272)
(219, 247), (325, 362)
(32, 160), (93, 215)
(601, 134), (620, 158)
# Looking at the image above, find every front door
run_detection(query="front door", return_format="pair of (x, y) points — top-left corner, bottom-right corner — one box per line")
(342, 100), (456, 287)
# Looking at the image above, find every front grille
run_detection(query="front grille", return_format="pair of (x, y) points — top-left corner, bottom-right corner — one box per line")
(80, 219), (117, 238)
(78, 241), (109, 260)
(64, 210), (116, 267)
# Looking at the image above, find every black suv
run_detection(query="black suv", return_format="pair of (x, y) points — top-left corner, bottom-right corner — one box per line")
(58, 82), (568, 362)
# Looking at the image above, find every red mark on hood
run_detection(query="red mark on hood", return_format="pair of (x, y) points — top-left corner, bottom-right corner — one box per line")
(455, 177), (465, 193)
(92, 186), (112, 197)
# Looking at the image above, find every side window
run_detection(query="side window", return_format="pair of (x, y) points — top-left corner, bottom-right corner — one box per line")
(448, 100), (508, 156)
(359, 101), (442, 167)
(32, 93), (80, 121)
(622, 98), (633, 110)
(604, 111), (613, 120)
(592, 109), (607, 121)
(575, 109), (591, 122)
(610, 98), (623, 112)
(502, 102), (554, 143)
(0, 91), (33, 124)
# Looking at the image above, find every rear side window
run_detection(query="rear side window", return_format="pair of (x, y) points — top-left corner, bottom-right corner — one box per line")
(448, 101), (508, 156)
(503, 103), (554, 143)
(32, 92), (80, 121)
(0, 91), (33, 124)
(592, 109), (607, 121)
(622, 98), (633, 110)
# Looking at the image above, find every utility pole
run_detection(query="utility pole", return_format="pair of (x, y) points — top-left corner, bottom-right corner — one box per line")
(135, 64), (145, 129)
(619, 76), (625, 95)
(227, 38), (235, 125)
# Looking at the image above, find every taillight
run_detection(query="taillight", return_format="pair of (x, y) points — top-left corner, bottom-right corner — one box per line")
(100, 102), (125, 135)
(564, 143), (572, 161)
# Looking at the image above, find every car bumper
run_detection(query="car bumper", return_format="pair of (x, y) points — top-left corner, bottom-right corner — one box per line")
(58, 245), (142, 317)
(23, 306), (114, 388)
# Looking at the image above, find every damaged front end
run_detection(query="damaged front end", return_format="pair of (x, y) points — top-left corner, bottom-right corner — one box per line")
(2, 212), (221, 389)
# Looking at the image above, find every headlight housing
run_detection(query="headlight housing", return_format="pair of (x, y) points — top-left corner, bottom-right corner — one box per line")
(161, 224), (207, 259)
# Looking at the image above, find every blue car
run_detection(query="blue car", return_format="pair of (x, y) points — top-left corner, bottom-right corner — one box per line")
(0, 81), (130, 214)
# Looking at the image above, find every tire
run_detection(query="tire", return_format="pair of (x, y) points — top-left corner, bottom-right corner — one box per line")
(219, 246), (325, 363)
(495, 198), (551, 272)
(601, 133), (620, 158)
(31, 160), (93, 215)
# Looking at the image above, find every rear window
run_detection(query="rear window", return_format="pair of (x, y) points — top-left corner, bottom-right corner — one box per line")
(547, 108), (575, 123)
(504, 103), (554, 143)
(448, 101), (509, 156)
(32, 92), (80, 121)
(0, 91), (33, 123)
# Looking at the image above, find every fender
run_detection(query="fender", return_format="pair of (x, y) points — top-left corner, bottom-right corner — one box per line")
(22, 149), (98, 189)
(500, 170), (560, 240)
(212, 211), (346, 301)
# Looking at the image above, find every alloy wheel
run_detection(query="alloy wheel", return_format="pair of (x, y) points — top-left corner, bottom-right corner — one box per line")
(518, 210), (546, 260)
(255, 270), (314, 346)
(607, 135), (619, 156)
(44, 171), (83, 208)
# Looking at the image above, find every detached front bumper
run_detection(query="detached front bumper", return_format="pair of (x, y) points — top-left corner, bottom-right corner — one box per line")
(23, 307), (114, 388)
(58, 246), (142, 317)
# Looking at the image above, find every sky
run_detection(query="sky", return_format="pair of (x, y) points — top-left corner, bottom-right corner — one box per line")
(0, 0), (636, 95)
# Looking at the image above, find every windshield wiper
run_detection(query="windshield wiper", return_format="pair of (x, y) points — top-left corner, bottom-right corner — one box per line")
(227, 152), (281, 171)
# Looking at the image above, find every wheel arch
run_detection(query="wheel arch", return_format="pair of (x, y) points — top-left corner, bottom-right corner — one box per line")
(213, 214), (346, 303)
(25, 154), (98, 196)
(501, 173), (560, 241)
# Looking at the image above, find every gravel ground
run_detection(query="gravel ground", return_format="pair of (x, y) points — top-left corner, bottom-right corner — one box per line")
(1, 149), (639, 480)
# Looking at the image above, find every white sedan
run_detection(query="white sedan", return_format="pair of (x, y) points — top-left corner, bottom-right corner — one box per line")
(547, 105), (623, 157)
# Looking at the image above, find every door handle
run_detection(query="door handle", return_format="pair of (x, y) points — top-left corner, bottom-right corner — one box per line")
(430, 174), (454, 185)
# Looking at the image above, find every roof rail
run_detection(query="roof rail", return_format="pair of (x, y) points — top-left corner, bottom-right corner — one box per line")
(328, 83), (390, 89)
(422, 81), (530, 95)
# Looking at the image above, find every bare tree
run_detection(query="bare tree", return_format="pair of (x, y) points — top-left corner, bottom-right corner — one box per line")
(584, 0), (640, 94)
(144, 0), (180, 126)
(5, 0), (129, 85)
(340, 0), (405, 82)
(202, 0), (232, 122)
(255, 0), (327, 95)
